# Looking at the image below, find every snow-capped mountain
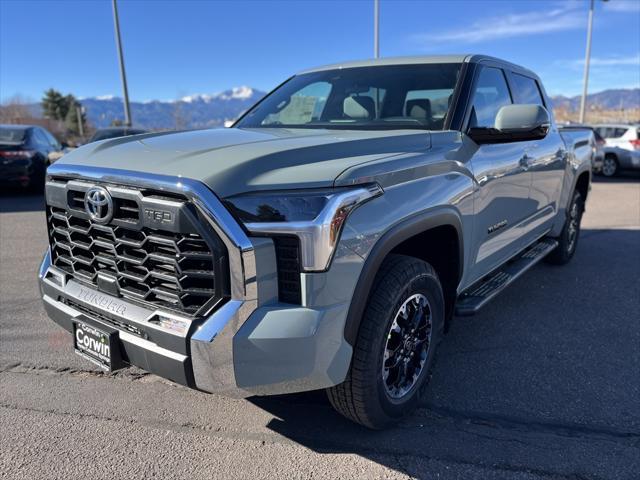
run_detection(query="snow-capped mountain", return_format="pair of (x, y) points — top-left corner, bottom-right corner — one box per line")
(78, 87), (266, 129)
(180, 86), (257, 104)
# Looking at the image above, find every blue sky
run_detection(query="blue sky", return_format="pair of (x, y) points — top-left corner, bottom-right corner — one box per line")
(1, 0), (639, 103)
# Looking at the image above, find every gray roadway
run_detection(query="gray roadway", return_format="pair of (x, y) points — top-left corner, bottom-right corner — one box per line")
(1, 175), (639, 479)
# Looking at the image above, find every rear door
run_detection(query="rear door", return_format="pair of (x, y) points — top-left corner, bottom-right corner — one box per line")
(506, 72), (566, 234)
(466, 65), (536, 284)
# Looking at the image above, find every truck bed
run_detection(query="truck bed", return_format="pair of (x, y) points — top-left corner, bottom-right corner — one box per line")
(559, 127), (595, 166)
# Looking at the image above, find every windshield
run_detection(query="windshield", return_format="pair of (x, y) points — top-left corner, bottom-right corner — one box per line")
(236, 63), (462, 130)
(0, 127), (27, 143)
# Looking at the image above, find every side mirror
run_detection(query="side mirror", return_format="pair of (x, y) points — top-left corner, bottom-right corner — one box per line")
(468, 104), (550, 144)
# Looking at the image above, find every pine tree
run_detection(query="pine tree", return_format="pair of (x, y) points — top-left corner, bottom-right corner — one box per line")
(64, 97), (86, 135)
(41, 89), (69, 121)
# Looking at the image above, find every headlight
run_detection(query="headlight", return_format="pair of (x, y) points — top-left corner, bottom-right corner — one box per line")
(225, 184), (383, 271)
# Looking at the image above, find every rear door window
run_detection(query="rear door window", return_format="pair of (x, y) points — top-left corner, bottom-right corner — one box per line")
(597, 127), (614, 139)
(510, 73), (544, 106)
(613, 127), (629, 138)
(33, 129), (50, 148)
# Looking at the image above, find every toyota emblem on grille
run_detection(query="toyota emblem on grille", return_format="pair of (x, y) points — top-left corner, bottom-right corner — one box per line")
(84, 186), (113, 223)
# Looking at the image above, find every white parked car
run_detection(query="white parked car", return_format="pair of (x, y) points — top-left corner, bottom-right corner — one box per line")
(591, 124), (640, 177)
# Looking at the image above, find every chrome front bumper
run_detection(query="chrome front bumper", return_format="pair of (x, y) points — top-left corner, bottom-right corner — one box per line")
(39, 245), (352, 397)
(39, 164), (354, 396)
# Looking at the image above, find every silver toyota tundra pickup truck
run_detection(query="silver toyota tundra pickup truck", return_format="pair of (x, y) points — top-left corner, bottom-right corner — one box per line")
(39, 55), (594, 428)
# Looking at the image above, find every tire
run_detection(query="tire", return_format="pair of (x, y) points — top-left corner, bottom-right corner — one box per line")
(327, 254), (444, 429)
(602, 154), (618, 177)
(545, 190), (584, 265)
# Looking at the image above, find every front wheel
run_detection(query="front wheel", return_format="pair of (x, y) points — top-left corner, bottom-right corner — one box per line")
(327, 254), (444, 429)
(546, 190), (584, 265)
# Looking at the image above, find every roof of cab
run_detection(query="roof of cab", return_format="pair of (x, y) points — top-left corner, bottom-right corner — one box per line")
(297, 54), (537, 78)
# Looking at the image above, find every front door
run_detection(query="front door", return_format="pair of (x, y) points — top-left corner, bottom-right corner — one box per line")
(466, 66), (537, 284)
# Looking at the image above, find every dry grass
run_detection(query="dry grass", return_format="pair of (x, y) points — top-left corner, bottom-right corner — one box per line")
(554, 107), (640, 124)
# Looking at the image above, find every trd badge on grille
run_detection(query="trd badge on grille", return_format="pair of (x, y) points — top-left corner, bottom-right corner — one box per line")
(84, 186), (114, 224)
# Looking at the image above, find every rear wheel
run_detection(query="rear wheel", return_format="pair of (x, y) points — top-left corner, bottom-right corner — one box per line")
(327, 254), (444, 429)
(546, 190), (584, 265)
(602, 154), (618, 177)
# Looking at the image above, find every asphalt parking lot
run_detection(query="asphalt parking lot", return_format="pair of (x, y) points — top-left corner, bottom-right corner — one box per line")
(1, 175), (639, 480)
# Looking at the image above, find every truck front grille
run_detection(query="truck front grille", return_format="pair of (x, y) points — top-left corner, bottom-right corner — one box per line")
(46, 180), (229, 316)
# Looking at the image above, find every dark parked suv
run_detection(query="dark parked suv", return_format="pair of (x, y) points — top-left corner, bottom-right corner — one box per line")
(0, 124), (65, 190)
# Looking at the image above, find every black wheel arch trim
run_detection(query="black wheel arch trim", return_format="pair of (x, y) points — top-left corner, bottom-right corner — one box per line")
(343, 207), (464, 346)
(568, 167), (591, 211)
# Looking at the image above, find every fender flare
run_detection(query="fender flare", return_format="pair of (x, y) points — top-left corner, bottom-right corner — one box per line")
(570, 166), (591, 206)
(343, 207), (464, 346)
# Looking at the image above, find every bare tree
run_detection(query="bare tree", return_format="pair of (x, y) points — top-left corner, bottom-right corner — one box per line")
(0, 95), (33, 123)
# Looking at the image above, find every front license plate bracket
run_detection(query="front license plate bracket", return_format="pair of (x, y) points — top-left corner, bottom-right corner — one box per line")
(73, 321), (123, 371)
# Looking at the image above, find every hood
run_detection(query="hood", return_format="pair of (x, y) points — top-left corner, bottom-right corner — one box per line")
(58, 127), (431, 197)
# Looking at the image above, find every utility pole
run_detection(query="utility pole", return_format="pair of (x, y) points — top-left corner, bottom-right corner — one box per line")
(579, 0), (594, 124)
(579, 0), (609, 123)
(76, 105), (85, 138)
(374, 0), (379, 58)
(112, 0), (132, 126)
